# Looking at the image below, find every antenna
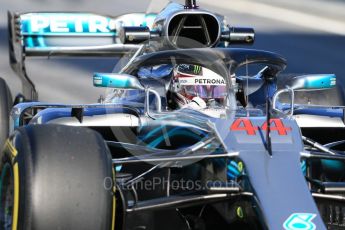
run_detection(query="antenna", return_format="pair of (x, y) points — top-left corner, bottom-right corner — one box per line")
(185, 0), (198, 9)
(261, 66), (274, 156)
(265, 91), (272, 156)
(246, 56), (249, 108)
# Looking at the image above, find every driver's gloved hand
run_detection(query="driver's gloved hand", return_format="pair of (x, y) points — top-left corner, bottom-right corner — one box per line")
(182, 97), (206, 110)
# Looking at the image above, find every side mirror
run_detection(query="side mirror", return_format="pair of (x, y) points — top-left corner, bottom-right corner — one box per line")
(93, 72), (162, 113)
(93, 73), (145, 90)
(287, 74), (336, 91)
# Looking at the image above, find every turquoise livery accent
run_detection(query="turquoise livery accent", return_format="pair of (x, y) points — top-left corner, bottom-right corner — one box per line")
(115, 165), (122, 172)
(321, 159), (345, 172)
(227, 160), (243, 180)
(289, 74), (336, 91)
(283, 213), (316, 230)
(21, 13), (117, 37)
(300, 160), (306, 176)
(93, 73), (144, 90)
(20, 13), (157, 48)
(303, 74), (336, 89)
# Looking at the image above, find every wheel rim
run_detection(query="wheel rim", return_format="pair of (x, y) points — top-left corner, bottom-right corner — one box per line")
(0, 163), (14, 230)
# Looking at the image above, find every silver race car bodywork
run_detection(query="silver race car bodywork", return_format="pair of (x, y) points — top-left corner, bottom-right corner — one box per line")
(2, 1), (345, 230)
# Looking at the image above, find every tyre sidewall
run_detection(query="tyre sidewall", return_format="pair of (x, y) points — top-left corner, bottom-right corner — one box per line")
(0, 78), (12, 147)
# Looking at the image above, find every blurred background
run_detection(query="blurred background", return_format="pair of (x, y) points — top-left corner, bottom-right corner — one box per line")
(0, 0), (344, 103)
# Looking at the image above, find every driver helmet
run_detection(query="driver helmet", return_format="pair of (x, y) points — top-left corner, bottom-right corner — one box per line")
(169, 64), (227, 108)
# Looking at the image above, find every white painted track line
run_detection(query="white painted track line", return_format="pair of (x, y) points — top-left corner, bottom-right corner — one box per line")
(199, 0), (345, 36)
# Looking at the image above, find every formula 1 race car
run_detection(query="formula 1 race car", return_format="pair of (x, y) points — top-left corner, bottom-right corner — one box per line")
(1, 1), (345, 229)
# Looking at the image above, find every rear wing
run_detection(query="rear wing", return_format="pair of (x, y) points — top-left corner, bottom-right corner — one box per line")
(8, 11), (157, 100)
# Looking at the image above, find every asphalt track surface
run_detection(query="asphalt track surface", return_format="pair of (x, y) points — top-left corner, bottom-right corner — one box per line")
(0, 0), (344, 103)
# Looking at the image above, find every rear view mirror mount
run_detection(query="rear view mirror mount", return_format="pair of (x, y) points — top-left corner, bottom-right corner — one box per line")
(272, 87), (295, 117)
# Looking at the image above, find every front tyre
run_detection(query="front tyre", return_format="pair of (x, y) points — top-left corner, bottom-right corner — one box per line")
(0, 125), (115, 230)
(0, 77), (12, 148)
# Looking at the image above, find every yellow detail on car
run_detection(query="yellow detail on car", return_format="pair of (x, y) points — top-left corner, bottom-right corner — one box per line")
(12, 163), (19, 230)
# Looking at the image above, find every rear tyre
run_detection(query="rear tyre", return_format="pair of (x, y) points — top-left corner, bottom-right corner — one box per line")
(0, 77), (12, 148)
(0, 125), (115, 230)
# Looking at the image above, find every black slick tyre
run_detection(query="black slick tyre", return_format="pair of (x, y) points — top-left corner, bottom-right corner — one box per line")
(0, 77), (12, 148)
(0, 124), (115, 230)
